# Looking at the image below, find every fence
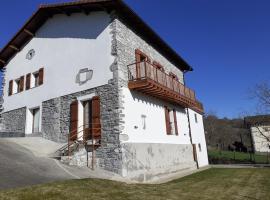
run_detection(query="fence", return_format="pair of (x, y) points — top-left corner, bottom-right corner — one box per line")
(208, 149), (270, 164)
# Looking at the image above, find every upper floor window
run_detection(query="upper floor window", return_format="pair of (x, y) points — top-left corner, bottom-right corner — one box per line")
(153, 61), (164, 72)
(169, 72), (179, 81)
(8, 68), (44, 95)
(33, 71), (40, 87)
(135, 49), (150, 63)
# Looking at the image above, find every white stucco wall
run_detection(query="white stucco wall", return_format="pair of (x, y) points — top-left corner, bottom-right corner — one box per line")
(121, 88), (191, 144)
(121, 88), (208, 168)
(251, 126), (270, 152)
(188, 109), (209, 167)
(3, 12), (114, 112)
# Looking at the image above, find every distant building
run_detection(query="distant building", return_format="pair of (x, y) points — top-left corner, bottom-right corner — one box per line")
(244, 115), (270, 153)
(0, 0), (208, 182)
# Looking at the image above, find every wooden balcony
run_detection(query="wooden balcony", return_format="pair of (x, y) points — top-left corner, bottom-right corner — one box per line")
(127, 61), (204, 113)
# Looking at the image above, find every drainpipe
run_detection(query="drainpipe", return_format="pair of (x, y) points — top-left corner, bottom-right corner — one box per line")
(183, 70), (199, 169)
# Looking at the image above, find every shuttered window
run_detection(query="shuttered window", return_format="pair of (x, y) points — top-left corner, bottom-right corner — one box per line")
(26, 73), (31, 90)
(70, 100), (78, 141)
(19, 76), (24, 92)
(38, 68), (44, 85)
(164, 106), (171, 135)
(164, 106), (179, 135)
(91, 96), (101, 139)
(173, 109), (178, 135)
(8, 80), (13, 96)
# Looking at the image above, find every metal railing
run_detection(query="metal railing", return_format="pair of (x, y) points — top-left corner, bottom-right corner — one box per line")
(128, 61), (203, 111)
(67, 123), (101, 170)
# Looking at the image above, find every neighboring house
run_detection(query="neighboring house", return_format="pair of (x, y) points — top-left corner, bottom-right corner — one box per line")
(0, 0), (208, 182)
(245, 115), (270, 153)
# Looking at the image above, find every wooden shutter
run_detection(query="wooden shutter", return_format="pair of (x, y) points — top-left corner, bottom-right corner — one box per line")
(69, 100), (78, 141)
(38, 68), (44, 85)
(164, 106), (171, 135)
(26, 73), (31, 90)
(8, 80), (13, 96)
(91, 96), (101, 138)
(173, 109), (178, 135)
(19, 76), (24, 92)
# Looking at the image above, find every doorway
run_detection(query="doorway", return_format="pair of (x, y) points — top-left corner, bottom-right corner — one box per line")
(31, 108), (40, 133)
(82, 100), (92, 141)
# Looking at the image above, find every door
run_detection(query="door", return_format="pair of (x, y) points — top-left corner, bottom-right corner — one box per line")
(32, 108), (40, 133)
(83, 100), (92, 141)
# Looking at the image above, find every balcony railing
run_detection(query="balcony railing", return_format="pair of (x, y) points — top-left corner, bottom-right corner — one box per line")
(127, 61), (204, 113)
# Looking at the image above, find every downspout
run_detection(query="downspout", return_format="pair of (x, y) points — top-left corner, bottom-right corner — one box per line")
(183, 70), (199, 169)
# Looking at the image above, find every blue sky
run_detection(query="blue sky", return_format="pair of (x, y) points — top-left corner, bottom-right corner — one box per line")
(1, 0), (269, 118)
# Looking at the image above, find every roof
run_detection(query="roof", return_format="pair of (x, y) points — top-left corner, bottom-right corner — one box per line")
(0, 0), (193, 72)
(244, 115), (270, 126)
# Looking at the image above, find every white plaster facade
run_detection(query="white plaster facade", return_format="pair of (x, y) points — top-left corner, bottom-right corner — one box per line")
(3, 12), (114, 112)
(121, 88), (208, 168)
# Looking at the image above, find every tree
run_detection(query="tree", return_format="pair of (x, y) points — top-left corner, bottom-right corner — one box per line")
(248, 81), (270, 151)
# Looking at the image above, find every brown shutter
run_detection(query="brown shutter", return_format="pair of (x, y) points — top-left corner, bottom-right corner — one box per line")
(164, 106), (171, 135)
(70, 100), (78, 141)
(91, 96), (101, 138)
(19, 76), (24, 92)
(173, 109), (178, 135)
(38, 68), (44, 85)
(26, 73), (31, 90)
(8, 80), (13, 96)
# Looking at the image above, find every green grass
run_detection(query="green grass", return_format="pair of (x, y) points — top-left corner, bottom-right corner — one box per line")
(0, 168), (270, 200)
(208, 150), (270, 163)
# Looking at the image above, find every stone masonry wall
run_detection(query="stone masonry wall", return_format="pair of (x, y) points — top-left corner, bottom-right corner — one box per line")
(0, 107), (26, 133)
(115, 18), (185, 87)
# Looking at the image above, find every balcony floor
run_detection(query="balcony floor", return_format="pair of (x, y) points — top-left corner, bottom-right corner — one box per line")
(128, 78), (203, 114)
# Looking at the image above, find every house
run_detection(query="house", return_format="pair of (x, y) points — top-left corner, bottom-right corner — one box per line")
(0, 0), (208, 182)
(244, 115), (270, 153)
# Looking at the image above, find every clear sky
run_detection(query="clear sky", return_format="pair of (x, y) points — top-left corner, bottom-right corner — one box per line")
(0, 0), (269, 118)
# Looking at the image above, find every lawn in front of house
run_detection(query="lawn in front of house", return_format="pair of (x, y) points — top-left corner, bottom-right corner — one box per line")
(0, 168), (269, 200)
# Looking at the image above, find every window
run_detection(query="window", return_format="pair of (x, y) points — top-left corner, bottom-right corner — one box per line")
(169, 72), (179, 81)
(32, 68), (44, 88)
(33, 72), (39, 87)
(153, 61), (164, 71)
(14, 77), (24, 94)
(194, 113), (198, 123)
(198, 143), (202, 152)
(135, 49), (150, 63)
(164, 106), (178, 135)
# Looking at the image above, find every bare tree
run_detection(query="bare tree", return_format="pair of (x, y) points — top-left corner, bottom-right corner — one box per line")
(247, 81), (270, 151)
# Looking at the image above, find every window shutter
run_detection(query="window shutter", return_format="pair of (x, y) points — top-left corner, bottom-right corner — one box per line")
(173, 109), (178, 135)
(26, 73), (31, 90)
(8, 80), (13, 96)
(69, 100), (78, 141)
(164, 106), (171, 135)
(91, 96), (101, 139)
(19, 76), (24, 92)
(38, 68), (44, 85)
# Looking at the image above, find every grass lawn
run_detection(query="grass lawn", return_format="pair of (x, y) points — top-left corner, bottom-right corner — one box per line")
(208, 150), (270, 163)
(0, 168), (270, 200)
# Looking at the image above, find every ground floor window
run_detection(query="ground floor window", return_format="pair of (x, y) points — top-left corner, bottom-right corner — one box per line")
(164, 106), (178, 135)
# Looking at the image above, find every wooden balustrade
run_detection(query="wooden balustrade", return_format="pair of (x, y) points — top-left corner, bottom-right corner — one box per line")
(128, 61), (204, 113)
